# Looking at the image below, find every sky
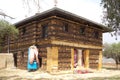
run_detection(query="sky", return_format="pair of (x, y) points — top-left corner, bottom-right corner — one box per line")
(0, 0), (120, 43)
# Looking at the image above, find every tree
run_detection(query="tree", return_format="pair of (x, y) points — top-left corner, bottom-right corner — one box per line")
(0, 9), (14, 19)
(101, 0), (120, 39)
(103, 43), (112, 57)
(0, 19), (19, 53)
(103, 42), (120, 69)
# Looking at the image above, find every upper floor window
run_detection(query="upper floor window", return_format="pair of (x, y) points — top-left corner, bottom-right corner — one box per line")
(42, 24), (48, 38)
(79, 27), (85, 35)
(63, 23), (68, 32)
(22, 27), (26, 35)
(93, 31), (99, 39)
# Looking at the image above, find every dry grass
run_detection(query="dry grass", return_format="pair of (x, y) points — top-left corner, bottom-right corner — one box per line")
(0, 63), (120, 80)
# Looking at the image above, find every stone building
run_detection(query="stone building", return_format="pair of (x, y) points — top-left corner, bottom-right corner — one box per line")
(3, 8), (110, 72)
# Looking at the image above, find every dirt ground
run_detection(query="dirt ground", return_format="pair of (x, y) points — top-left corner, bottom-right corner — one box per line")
(0, 67), (120, 80)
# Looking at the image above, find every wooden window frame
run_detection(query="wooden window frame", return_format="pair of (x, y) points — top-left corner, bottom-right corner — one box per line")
(79, 27), (85, 35)
(63, 23), (68, 32)
(93, 31), (99, 39)
(42, 24), (48, 38)
(22, 27), (26, 35)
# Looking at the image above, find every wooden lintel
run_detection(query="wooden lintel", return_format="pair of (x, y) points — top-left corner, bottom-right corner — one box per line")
(37, 40), (51, 45)
(51, 40), (102, 49)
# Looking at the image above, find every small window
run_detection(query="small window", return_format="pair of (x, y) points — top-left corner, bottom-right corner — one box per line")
(63, 23), (68, 32)
(42, 24), (48, 38)
(93, 31), (99, 39)
(22, 52), (24, 58)
(22, 27), (26, 35)
(79, 27), (85, 35)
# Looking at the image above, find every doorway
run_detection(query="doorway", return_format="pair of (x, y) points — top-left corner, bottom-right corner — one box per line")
(74, 49), (84, 68)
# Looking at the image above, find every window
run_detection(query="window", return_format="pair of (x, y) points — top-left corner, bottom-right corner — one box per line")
(22, 27), (26, 35)
(93, 31), (99, 39)
(42, 24), (48, 38)
(22, 51), (24, 58)
(63, 23), (68, 32)
(79, 27), (85, 35)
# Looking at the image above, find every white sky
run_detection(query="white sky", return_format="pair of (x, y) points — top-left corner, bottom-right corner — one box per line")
(0, 0), (120, 43)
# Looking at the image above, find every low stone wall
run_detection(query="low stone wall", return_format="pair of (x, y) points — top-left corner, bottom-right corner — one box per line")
(0, 53), (14, 69)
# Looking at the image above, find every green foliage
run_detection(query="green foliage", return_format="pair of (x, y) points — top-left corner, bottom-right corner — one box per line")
(0, 19), (19, 38)
(103, 43), (112, 57)
(103, 42), (120, 57)
(103, 42), (120, 68)
(0, 19), (19, 52)
(101, 0), (120, 37)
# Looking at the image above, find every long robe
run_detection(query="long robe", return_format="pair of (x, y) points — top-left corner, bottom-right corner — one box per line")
(29, 48), (39, 64)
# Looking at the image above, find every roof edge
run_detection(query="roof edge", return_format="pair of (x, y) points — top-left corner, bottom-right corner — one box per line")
(14, 7), (112, 32)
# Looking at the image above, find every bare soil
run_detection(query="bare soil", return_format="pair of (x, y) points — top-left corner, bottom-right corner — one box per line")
(0, 67), (120, 80)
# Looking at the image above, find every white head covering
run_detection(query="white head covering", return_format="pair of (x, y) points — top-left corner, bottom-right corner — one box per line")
(29, 45), (37, 49)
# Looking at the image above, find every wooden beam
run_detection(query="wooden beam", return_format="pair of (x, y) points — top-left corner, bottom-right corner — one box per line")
(51, 40), (102, 49)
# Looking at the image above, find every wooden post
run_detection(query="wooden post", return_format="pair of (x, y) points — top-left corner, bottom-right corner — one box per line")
(47, 47), (52, 72)
(71, 48), (74, 70)
(47, 47), (58, 72)
(84, 49), (89, 69)
(98, 51), (102, 70)
(51, 47), (58, 72)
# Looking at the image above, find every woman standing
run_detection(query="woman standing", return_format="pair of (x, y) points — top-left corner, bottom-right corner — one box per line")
(29, 45), (39, 65)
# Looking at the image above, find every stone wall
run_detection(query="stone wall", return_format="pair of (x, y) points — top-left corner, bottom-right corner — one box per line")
(0, 53), (14, 69)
